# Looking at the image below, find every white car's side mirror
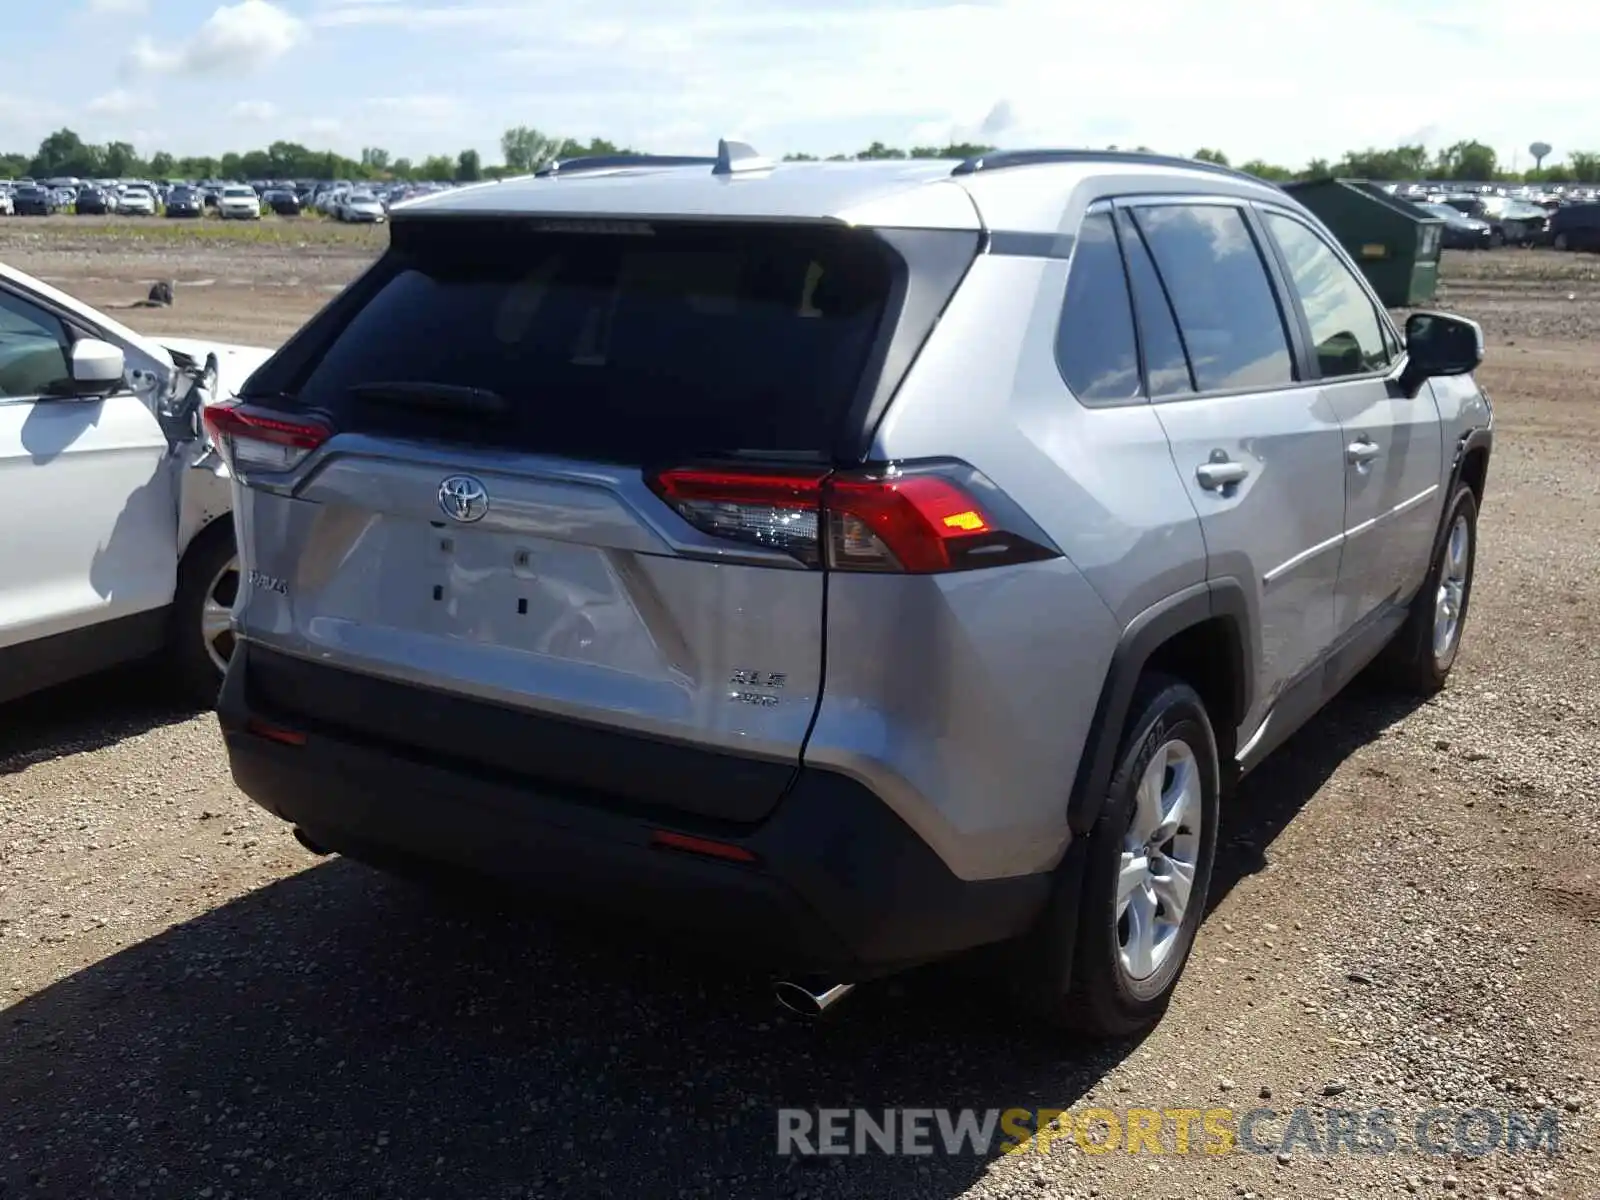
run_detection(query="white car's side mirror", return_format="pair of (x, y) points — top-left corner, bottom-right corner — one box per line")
(68, 338), (126, 394)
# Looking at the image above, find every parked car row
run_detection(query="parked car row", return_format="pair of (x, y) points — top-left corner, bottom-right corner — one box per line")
(1408, 195), (1600, 251)
(0, 175), (459, 220)
(0, 179), (166, 216)
(1377, 179), (1600, 252)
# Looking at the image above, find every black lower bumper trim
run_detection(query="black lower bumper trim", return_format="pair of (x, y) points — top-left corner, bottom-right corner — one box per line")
(243, 644), (794, 826)
(220, 644), (1050, 976)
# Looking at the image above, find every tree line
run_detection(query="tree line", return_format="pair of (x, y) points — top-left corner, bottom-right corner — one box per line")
(6, 125), (1600, 186)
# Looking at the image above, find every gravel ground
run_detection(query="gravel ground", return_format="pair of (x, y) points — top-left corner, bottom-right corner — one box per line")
(1, 226), (1597, 1200)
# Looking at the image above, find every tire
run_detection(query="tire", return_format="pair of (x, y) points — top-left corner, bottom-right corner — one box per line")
(1375, 484), (1478, 695)
(1553, 232), (1570, 251)
(168, 520), (240, 708)
(1488, 228), (1505, 249)
(1021, 674), (1220, 1037)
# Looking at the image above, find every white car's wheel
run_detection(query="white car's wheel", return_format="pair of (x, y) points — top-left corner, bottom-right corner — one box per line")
(169, 522), (239, 707)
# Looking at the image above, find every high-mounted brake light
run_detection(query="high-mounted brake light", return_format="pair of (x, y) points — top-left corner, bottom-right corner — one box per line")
(648, 462), (1060, 574)
(203, 402), (331, 475)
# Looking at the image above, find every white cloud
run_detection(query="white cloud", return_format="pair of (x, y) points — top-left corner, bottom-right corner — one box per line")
(230, 100), (279, 121)
(85, 88), (150, 116)
(302, 0), (1600, 169)
(86, 0), (150, 14)
(15, 0), (1599, 168)
(364, 94), (464, 128)
(126, 0), (305, 76)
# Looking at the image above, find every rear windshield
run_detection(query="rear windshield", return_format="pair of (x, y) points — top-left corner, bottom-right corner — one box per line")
(286, 220), (898, 464)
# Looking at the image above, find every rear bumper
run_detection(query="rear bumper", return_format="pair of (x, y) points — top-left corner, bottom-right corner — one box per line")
(218, 644), (1050, 977)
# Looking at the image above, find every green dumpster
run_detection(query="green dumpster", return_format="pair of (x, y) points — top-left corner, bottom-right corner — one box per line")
(1281, 178), (1443, 307)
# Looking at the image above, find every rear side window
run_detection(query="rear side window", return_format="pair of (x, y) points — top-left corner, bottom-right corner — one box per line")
(1263, 212), (1391, 379)
(1130, 204), (1294, 392)
(1055, 212), (1141, 404)
(289, 221), (900, 464)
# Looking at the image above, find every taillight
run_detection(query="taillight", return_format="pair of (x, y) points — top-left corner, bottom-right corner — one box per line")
(648, 461), (1060, 574)
(203, 401), (330, 475)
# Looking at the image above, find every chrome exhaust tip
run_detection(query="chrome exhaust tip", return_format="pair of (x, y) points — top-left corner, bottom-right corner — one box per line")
(291, 827), (330, 856)
(773, 979), (856, 1018)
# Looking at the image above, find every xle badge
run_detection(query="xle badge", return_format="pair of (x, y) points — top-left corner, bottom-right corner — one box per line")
(729, 669), (787, 708)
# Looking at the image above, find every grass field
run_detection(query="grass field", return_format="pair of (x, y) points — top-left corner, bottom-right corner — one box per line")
(1, 211), (388, 247)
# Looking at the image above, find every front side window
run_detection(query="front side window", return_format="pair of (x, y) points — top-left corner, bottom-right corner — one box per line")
(1055, 211), (1141, 404)
(1130, 204), (1294, 392)
(1264, 212), (1392, 379)
(0, 289), (71, 399)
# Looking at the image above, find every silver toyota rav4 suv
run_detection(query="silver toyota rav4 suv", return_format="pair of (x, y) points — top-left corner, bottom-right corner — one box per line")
(208, 145), (1492, 1035)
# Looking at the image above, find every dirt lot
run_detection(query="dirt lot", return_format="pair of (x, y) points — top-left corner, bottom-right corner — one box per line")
(1, 218), (1598, 1200)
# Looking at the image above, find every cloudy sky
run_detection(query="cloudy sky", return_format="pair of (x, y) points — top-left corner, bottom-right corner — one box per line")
(4, 0), (1598, 169)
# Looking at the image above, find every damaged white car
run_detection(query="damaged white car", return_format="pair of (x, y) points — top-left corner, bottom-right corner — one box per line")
(0, 262), (272, 706)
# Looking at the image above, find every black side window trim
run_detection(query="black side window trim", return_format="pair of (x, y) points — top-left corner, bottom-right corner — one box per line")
(1248, 202), (1401, 384)
(1115, 209), (1197, 397)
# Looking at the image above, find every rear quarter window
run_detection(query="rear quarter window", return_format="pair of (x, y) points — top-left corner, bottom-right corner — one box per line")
(1054, 212), (1141, 405)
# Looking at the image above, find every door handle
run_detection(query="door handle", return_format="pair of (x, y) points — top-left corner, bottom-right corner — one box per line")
(1196, 456), (1250, 490)
(1346, 438), (1382, 465)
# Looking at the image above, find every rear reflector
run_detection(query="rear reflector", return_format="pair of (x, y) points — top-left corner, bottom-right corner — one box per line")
(649, 829), (759, 863)
(246, 718), (306, 746)
(648, 461), (1059, 574)
(203, 402), (331, 475)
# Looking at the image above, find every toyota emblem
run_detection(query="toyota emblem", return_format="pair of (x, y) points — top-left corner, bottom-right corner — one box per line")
(438, 474), (489, 523)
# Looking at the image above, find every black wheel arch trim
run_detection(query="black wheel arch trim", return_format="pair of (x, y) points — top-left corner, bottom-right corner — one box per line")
(1066, 577), (1254, 836)
(1431, 425), (1492, 566)
(1450, 426), (1493, 495)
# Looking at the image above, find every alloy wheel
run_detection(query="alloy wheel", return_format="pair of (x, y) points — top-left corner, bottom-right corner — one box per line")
(1432, 514), (1472, 661)
(201, 555), (240, 675)
(1117, 740), (1203, 982)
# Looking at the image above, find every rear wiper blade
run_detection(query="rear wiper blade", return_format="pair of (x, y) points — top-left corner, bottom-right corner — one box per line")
(347, 381), (509, 416)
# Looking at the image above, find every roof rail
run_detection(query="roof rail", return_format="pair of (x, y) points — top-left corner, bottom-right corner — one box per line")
(535, 154), (718, 177)
(950, 148), (1267, 185)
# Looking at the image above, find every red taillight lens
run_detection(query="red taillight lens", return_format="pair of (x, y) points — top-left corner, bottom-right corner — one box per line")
(203, 402), (331, 475)
(648, 462), (1059, 574)
(649, 467), (828, 566)
(827, 475), (994, 573)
